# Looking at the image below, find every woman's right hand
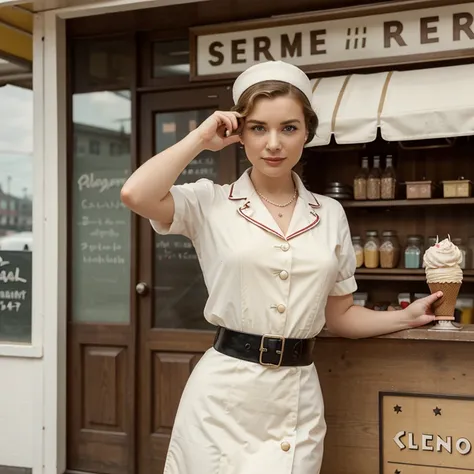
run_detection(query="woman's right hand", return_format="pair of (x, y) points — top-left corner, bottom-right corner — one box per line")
(194, 111), (242, 151)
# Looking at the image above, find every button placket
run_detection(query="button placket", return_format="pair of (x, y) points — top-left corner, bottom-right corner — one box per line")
(271, 241), (292, 336)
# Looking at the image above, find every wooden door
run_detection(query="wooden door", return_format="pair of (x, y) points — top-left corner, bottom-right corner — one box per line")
(137, 87), (236, 474)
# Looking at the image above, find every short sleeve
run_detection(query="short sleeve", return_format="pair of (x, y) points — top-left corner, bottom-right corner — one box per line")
(149, 178), (215, 240)
(329, 204), (358, 296)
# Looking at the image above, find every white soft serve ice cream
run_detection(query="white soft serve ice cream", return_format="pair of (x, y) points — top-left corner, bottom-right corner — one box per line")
(423, 236), (463, 283)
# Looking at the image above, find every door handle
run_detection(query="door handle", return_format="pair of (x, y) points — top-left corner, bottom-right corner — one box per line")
(135, 282), (149, 295)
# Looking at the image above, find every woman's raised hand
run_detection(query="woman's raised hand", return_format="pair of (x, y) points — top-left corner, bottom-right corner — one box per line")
(195, 111), (242, 151)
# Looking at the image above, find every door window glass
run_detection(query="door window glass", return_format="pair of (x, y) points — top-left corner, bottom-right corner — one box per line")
(153, 108), (216, 330)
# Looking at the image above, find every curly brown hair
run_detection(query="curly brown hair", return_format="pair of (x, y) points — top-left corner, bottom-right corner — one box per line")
(231, 80), (318, 144)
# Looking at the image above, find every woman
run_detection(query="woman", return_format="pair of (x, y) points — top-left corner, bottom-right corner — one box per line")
(121, 61), (441, 474)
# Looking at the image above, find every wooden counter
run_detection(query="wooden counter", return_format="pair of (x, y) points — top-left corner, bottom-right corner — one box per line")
(314, 326), (474, 474)
(318, 324), (474, 342)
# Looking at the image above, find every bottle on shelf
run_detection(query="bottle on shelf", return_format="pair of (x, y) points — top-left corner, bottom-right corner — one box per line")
(352, 235), (364, 268)
(404, 235), (424, 269)
(381, 154), (397, 200)
(367, 155), (381, 200)
(353, 157), (369, 200)
(364, 230), (380, 268)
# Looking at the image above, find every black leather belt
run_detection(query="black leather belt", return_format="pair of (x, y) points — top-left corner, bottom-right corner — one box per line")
(213, 326), (315, 368)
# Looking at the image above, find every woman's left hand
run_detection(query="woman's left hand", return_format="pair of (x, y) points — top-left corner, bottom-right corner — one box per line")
(400, 292), (443, 328)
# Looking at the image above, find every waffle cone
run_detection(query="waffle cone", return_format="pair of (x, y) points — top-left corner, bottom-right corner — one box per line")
(428, 282), (462, 320)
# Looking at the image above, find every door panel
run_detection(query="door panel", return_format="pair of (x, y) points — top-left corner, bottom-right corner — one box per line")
(68, 325), (134, 474)
(138, 87), (235, 474)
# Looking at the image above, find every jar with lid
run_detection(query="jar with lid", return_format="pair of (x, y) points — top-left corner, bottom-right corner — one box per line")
(381, 155), (397, 200)
(404, 236), (423, 269)
(452, 238), (468, 269)
(354, 157), (369, 200)
(367, 156), (381, 200)
(364, 231), (380, 268)
(352, 236), (364, 268)
(379, 230), (401, 269)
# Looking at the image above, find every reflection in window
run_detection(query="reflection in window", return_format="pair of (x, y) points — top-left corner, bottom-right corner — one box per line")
(72, 91), (131, 323)
(0, 84), (33, 343)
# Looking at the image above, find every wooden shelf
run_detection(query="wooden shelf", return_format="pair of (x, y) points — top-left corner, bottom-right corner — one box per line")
(355, 268), (474, 283)
(341, 197), (474, 208)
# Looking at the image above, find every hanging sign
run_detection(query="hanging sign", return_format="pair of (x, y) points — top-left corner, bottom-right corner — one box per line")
(190, 2), (474, 79)
(379, 392), (474, 473)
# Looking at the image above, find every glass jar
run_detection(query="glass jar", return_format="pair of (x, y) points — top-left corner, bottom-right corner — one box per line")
(364, 231), (380, 268)
(353, 157), (369, 200)
(367, 156), (381, 200)
(379, 230), (401, 269)
(452, 238), (467, 269)
(352, 236), (364, 268)
(404, 236), (423, 269)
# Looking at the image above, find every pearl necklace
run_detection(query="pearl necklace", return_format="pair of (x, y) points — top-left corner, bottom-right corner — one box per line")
(256, 187), (298, 208)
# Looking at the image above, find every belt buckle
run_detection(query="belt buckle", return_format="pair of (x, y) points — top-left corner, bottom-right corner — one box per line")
(259, 334), (285, 368)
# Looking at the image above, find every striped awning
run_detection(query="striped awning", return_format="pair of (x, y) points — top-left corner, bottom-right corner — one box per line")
(306, 63), (474, 146)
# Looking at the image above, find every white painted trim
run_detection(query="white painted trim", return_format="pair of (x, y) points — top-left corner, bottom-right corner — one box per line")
(32, 13), (46, 474)
(0, 344), (42, 357)
(30, 8), (45, 359)
(40, 10), (67, 474)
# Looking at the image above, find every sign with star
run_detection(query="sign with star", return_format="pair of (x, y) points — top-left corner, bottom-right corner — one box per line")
(379, 392), (474, 473)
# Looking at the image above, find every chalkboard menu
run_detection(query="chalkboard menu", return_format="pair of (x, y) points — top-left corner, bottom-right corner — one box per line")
(72, 124), (131, 323)
(0, 250), (32, 343)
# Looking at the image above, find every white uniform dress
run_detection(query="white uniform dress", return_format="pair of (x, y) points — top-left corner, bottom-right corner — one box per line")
(151, 168), (357, 474)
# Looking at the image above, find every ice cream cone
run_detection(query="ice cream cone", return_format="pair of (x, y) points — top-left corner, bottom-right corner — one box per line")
(424, 236), (463, 322)
(428, 282), (461, 321)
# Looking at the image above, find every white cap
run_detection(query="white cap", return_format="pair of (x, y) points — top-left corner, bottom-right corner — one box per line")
(232, 60), (312, 105)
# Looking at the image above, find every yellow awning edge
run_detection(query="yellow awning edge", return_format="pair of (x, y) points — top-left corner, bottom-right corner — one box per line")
(0, 5), (32, 63)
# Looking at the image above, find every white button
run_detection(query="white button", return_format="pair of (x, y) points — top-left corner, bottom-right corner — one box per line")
(281, 441), (291, 452)
(277, 304), (286, 313)
(279, 270), (289, 280)
(281, 243), (290, 252)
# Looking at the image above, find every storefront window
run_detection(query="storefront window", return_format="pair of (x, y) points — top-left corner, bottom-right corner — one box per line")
(0, 84), (33, 343)
(71, 91), (131, 323)
(152, 39), (190, 78)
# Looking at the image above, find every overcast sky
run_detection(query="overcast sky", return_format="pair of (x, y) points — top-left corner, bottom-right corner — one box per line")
(0, 86), (130, 198)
